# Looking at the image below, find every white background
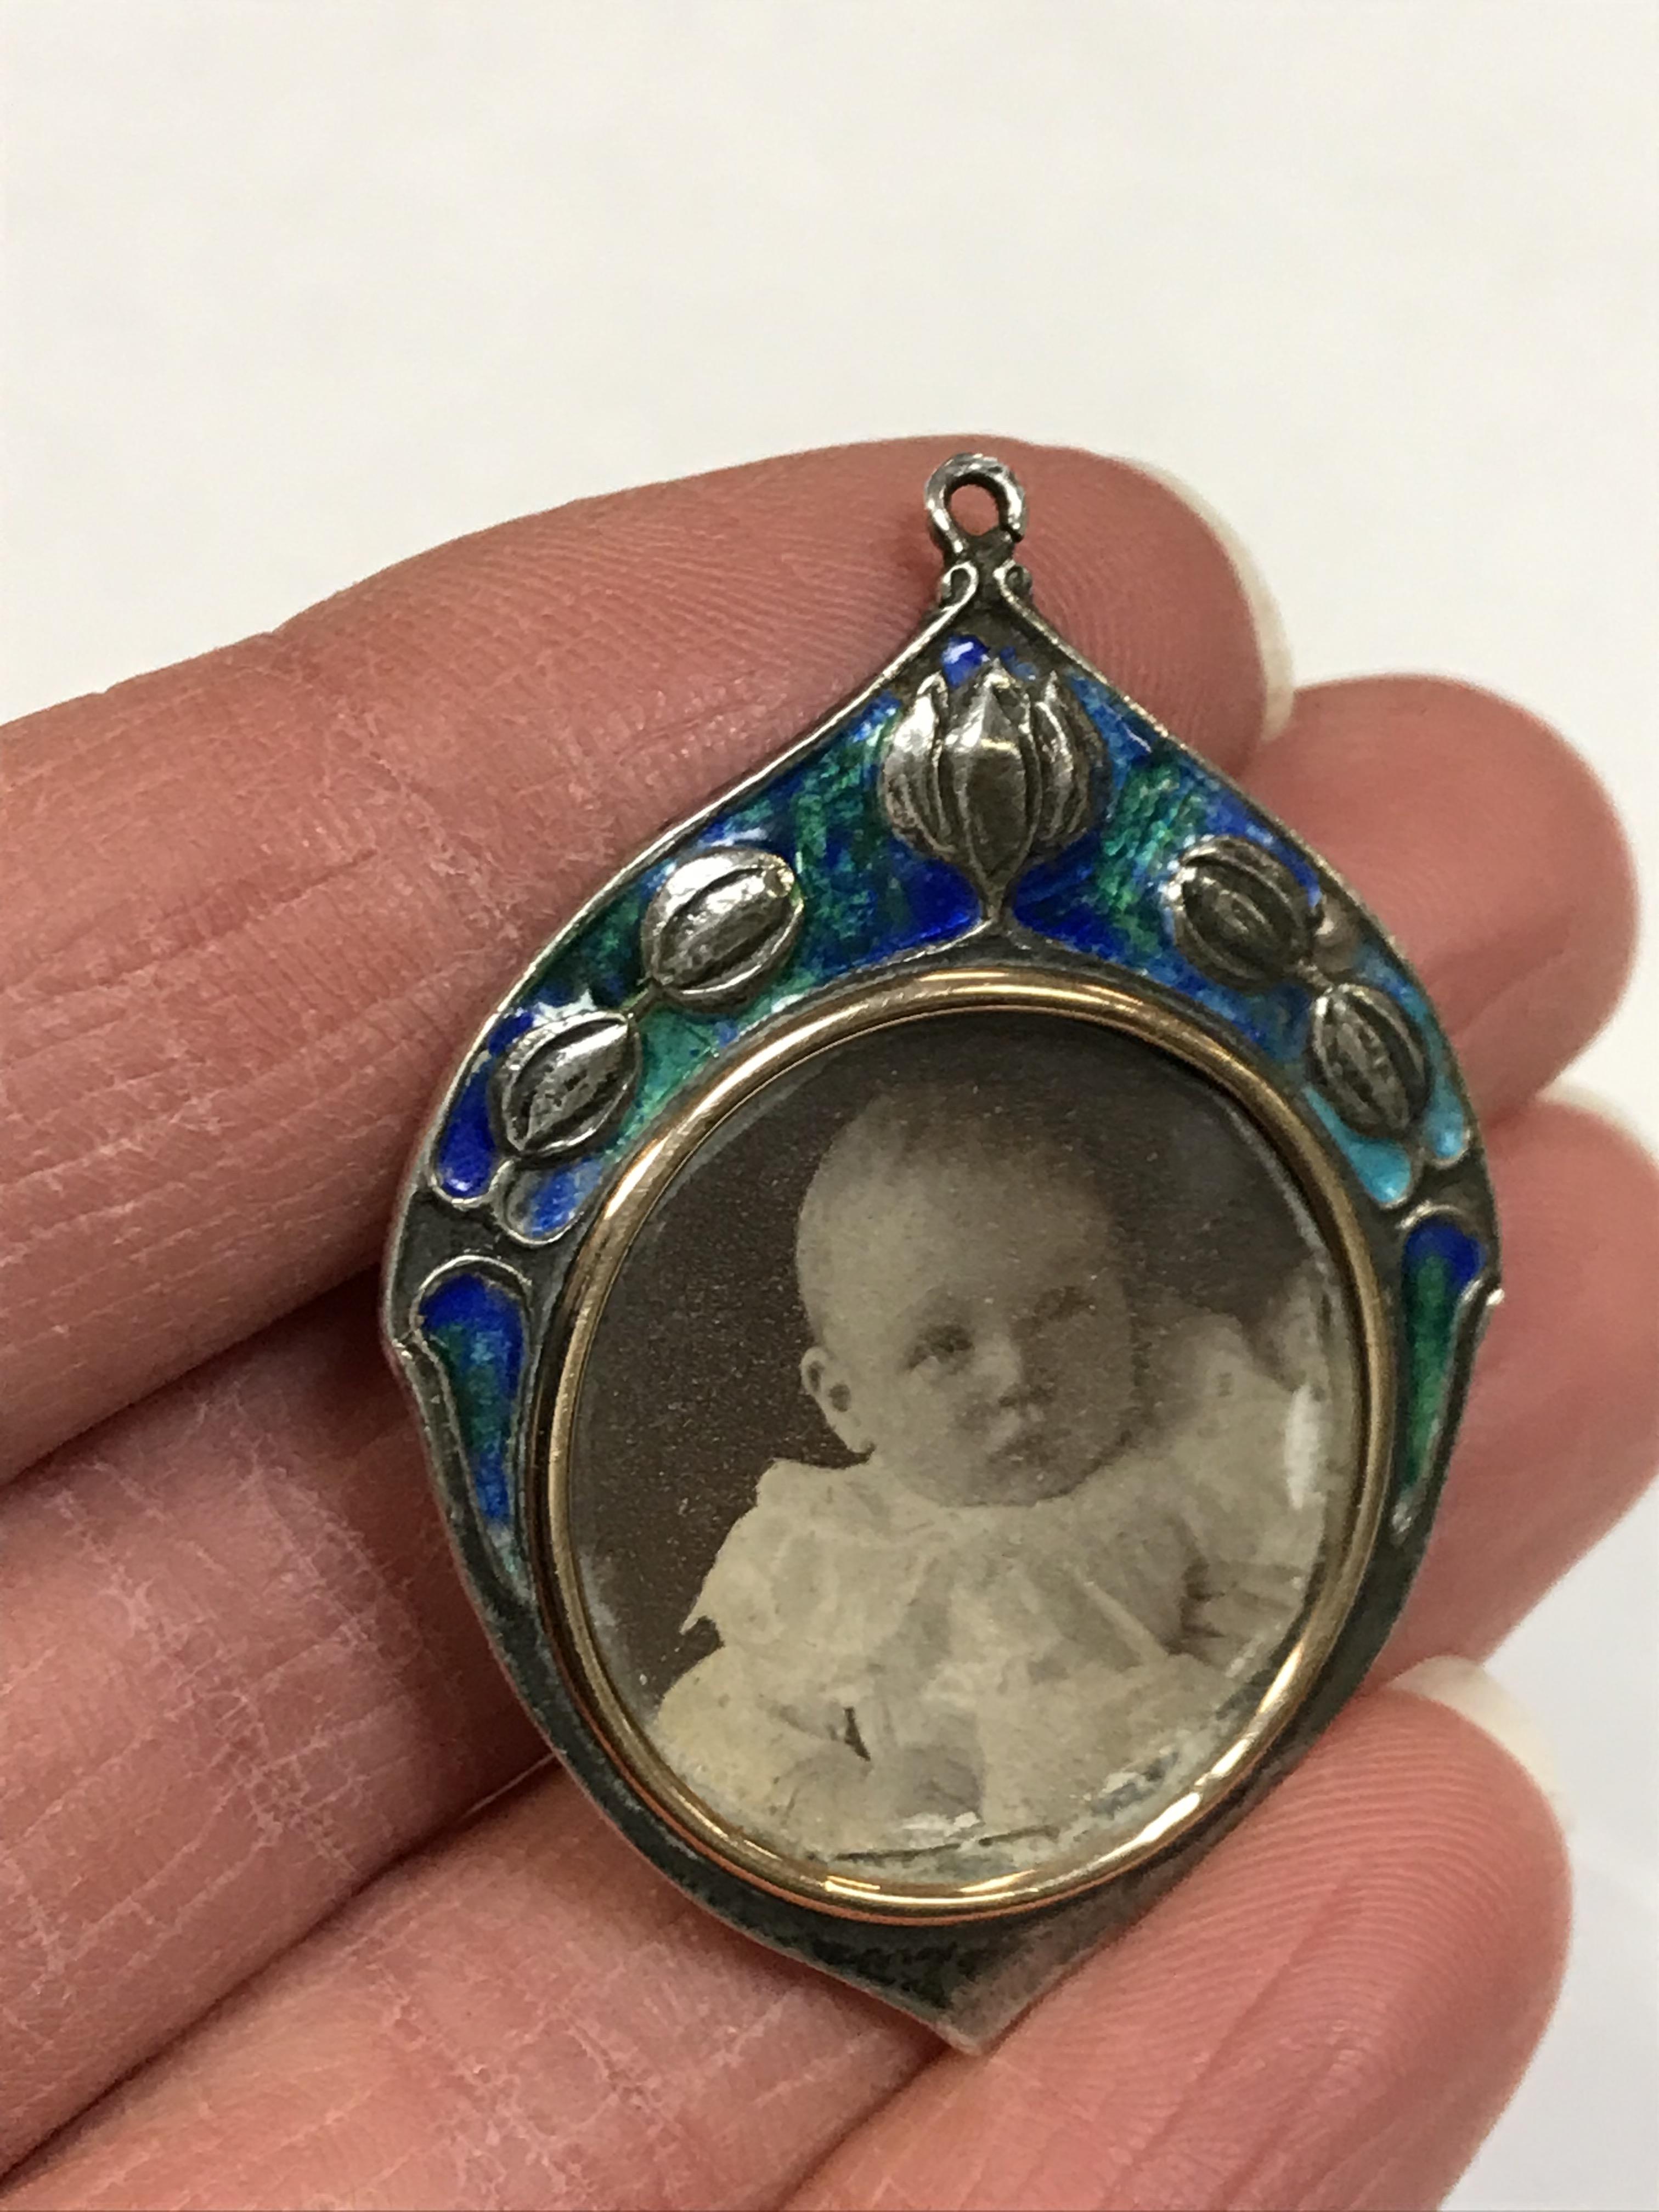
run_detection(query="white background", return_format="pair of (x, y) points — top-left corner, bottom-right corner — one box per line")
(3, 5), (1655, 2207)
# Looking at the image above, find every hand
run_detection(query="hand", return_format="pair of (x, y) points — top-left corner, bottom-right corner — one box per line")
(2, 439), (1652, 2210)
(872, 1746), (985, 1825)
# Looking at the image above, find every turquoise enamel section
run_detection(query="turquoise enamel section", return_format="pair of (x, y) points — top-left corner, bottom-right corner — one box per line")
(1304, 1091), (1414, 1209)
(414, 1270), (526, 1530)
(1013, 674), (1314, 1066)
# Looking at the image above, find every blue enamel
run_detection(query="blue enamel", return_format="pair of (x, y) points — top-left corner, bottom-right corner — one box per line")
(413, 1269), (526, 1530)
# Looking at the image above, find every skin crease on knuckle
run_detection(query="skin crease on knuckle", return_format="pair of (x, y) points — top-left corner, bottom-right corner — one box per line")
(0, 445), (1649, 2209)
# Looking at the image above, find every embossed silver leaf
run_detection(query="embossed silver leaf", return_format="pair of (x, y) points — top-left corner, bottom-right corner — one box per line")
(640, 846), (803, 1010)
(492, 1007), (639, 1159)
(1310, 982), (1431, 1139)
(1166, 837), (1315, 992)
(878, 662), (1103, 913)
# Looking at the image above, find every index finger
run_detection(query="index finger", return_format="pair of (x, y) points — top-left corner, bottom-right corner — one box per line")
(0, 437), (1271, 1477)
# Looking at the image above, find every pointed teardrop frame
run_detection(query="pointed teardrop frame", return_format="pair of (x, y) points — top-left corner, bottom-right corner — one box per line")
(384, 454), (1498, 2046)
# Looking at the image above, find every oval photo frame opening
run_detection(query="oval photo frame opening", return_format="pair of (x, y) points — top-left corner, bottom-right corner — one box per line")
(534, 967), (1392, 1920)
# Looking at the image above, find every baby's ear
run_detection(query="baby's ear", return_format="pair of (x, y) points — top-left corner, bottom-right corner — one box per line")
(799, 1346), (870, 1454)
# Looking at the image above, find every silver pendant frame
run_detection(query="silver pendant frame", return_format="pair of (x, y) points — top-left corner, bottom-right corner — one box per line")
(382, 455), (1499, 2046)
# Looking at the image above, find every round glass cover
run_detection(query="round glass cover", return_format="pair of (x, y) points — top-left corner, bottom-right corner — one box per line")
(555, 1000), (1373, 1904)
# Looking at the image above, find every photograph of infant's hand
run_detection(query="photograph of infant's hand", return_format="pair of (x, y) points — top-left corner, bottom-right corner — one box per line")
(572, 1012), (1358, 1875)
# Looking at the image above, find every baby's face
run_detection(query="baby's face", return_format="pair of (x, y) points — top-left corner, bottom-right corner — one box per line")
(803, 1153), (1135, 1508)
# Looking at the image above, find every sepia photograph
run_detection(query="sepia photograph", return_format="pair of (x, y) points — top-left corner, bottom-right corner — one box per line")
(567, 1008), (1363, 1877)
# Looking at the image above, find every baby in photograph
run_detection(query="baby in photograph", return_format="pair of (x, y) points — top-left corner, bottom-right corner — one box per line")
(652, 1075), (1336, 1859)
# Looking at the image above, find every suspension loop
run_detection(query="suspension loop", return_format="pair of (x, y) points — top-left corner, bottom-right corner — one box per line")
(923, 452), (1028, 562)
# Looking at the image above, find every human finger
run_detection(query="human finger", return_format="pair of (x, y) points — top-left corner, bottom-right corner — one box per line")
(790, 1690), (1566, 2212)
(4, 1088), (1651, 2170)
(1245, 674), (1636, 1126)
(3, 1687), (1564, 2210)
(1385, 1096), (1659, 1671)
(0, 438), (1271, 1479)
(0, 1285), (538, 2171)
(4, 1769), (929, 2212)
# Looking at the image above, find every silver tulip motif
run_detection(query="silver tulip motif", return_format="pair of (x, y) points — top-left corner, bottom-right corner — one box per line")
(640, 845), (804, 1010)
(492, 1005), (640, 1159)
(878, 661), (1104, 916)
(1166, 836), (1316, 992)
(1309, 982), (1432, 1140)
(1166, 834), (1435, 1149)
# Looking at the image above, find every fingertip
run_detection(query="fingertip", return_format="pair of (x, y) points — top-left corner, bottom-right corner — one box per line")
(1248, 675), (1641, 1118)
(1390, 1656), (1568, 1828)
(1123, 459), (1295, 742)
(1539, 1079), (1659, 1167)
(1386, 1093), (1659, 1669)
(792, 1689), (1570, 2212)
(1001, 439), (1272, 771)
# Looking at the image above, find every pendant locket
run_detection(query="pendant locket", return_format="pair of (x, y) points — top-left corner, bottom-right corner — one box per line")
(383, 454), (1497, 2046)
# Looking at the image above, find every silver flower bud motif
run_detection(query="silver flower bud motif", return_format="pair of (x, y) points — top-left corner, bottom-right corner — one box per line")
(1310, 982), (1431, 1140)
(493, 1005), (640, 1159)
(878, 661), (1103, 913)
(640, 846), (803, 1010)
(1166, 836), (1316, 992)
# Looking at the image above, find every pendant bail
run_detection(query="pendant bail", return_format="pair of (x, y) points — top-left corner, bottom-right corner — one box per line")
(924, 451), (1028, 563)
